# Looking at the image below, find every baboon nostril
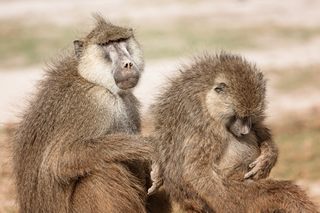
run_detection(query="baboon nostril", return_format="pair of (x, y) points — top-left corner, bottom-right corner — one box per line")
(124, 62), (133, 69)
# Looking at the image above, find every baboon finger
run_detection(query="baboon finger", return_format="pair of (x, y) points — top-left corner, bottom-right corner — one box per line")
(249, 160), (258, 169)
(244, 169), (257, 179)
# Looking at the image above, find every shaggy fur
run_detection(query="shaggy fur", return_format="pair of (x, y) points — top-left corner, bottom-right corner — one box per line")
(150, 53), (318, 212)
(12, 15), (167, 213)
(86, 14), (133, 45)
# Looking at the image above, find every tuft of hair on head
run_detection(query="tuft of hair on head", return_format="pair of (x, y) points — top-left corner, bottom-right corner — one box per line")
(183, 52), (266, 91)
(73, 13), (135, 59)
(86, 13), (134, 45)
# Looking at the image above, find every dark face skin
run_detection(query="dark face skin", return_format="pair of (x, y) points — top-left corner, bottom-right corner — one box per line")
(226, 116), (252, 138)
(103, 40), (140, 90)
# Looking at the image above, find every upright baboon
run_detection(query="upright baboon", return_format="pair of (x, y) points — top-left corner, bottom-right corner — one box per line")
(149, 53), (318, 212)
(13, 15), (154, 213)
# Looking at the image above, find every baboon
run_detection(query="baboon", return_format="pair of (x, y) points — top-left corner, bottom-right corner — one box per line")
(149, 53), (318, 212)
(13, 15), (155, 213)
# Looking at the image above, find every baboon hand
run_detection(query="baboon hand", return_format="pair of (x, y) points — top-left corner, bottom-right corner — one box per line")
(244, 155), (273, 180)
(147, 163), (163, 195)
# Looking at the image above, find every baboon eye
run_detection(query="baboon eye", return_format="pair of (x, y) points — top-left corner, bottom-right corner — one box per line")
(99, 42), (109, 46)
(214, 87), (223, 93)
(214, 83), (226, 94)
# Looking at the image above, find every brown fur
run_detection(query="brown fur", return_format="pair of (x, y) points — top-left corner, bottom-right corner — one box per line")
(87, 14), (133, 45)
(150, 53), (319, 212)
(13, 15), (158, 213)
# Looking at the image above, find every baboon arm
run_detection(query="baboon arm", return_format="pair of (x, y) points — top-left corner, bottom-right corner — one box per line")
(245, 123), (278, 179)
(40, 134), (152, 183)
(255, 123), (278, 162)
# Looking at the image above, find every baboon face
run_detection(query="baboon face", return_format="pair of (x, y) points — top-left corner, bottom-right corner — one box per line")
(76, 37), (144, 92)
(205, 70), (265, 138)
(73, 15), (144, 92)
(99, 38), (143, 90)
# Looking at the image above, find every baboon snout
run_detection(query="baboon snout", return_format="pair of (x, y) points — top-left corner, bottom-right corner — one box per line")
(239, 123), (250, 135)
(114, 66), (140, 90)
(228, 117), (252, 137)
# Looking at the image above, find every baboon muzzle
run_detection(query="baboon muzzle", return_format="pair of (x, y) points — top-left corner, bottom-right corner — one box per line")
(227, 116), (252, 137)
(114, 67), (140, 90)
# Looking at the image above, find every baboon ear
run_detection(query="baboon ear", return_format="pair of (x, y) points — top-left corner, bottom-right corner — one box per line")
(73, 40), (84, 59)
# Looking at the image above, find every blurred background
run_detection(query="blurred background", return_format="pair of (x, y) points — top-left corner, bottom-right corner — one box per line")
(0, 0), (320, 212)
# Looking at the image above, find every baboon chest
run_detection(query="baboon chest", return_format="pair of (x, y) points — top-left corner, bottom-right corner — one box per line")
(92, 89), (140, 134)
(108, 97), (139, 134)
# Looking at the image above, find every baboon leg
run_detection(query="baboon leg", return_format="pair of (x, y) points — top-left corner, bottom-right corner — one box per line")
(71, 163), (147, 213)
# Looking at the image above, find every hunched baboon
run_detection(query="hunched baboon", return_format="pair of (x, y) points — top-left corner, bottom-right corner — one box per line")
(149, 53), (318, 212)
(13, 15), (156, 213)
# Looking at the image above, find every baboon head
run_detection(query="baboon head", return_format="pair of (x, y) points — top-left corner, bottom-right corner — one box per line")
(201, 54), (266, 137)
(206, 54), (265, 137)
(74, 15), (144, 92)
